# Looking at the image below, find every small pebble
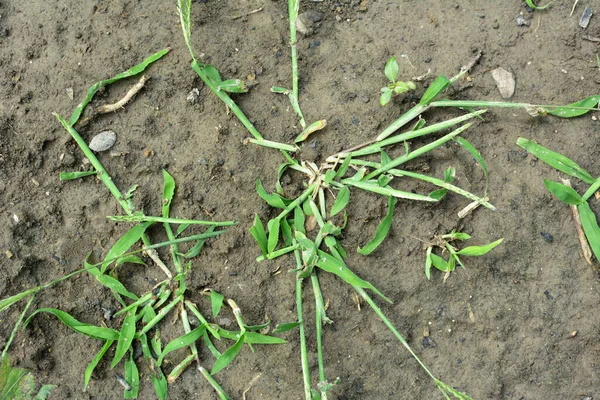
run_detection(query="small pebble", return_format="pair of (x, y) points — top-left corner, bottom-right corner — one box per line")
(187, 88), (200, 104)
(89, 130), (117, 152)
(540, 232), (553, 243)
(516, 15), (530, 27)
(490, 67), (515, 99)
(422, 337), (437, 348)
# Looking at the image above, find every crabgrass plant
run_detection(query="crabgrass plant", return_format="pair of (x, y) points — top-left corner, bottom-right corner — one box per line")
(517, 138), (600, 262)
(179, 0), (600, 398)
(1, 51), (286, 400)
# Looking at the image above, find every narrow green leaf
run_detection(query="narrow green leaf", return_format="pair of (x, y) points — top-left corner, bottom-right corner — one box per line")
(249, 214), (268, 256)
(345, 179), (437, 202)
(272, 322), (300, 334)
(256, 179), (290, 209)
(211, 333), (246, 375)
(456, 238), (504, 256)
(384, 56), (399, 82)
(111, 306), (138, 368)
(455, 136), (489, 195)
(381, 151), (392, 166)
(425, 247), (432, 280)
(294, 120), (327, 143)
(151, 371), (168, 400)
(271, 86), (289, 94)
(331, 186), (350, 217)
(267, 218), (280, 254)
(69, 48), (170, 126)
(214, 327), (286, 344)
(429, 254), (449, 272)
(86, 256), (138, 300)
(124, 351), (139, 399)
(419, 75), (451, 106)
(102, 221), (152, 273)
(280, 218), (293, 246)
(357, 197), (397, 255)
(210, 290), (225, 318)
(294, 206), (306, 235)
(0, 289), (40, 313)
(578, 201), (600, 261)
(203, 64), (222, 84)
(525, 0), (553, 10)
(84, 340), (113, 391)
(544, 179), (583, 205)
(157, 325), (206, 367)
(335, 155), (352, 179)
(542, 94), (600, 117)
(162, 170), (176, 218)
(59, 170), (97, 181)
(25, 308), (119, 340)
(517, 138), (595, 184)
(316, 250), (391, 303)
(216, 79), (247, 93)
(182, 225), (215, 258)
(115, 255), (146, 267)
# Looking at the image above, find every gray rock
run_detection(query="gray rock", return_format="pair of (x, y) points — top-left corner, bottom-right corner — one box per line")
(490, 68), (515, 99)
(516, 15), (530, 26)
(89, 130), (117, 152)
(579, 6), (593, 29)
(297, 11), (323, 36)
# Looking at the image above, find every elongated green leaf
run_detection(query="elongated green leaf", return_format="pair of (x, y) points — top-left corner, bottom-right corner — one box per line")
(543, 95), (600, 117)
(358, 196), (397, 255)
(346, 179), (437, 202)
(209, 290), (225, 318)
(330, 186), (350, 217)
(124, 351), (139, 399)
(271, 86), (289, 94)
(525, 0), (553, 9)
(335, 155), (352, 179)
(429, 254), (449, 272)
(267, 218), (280, 254)
(59, 170), (97, 181)
(111, 306), (138, 368)
(381, 151), (392, 166)
(384, 56), (399, 82)
(455, 136), (489, 195)
(316, 250), (391, 303)
(214, 327), (286, 344)
(162, 170), (176, 218)
(257, 179), (291, 209)
(108, 215), (236, 226)
(182, 225), (215, 258)
(419, 75), (451, 106)
(456, 238), (503, 256)
(216, 79), (247, 93)
(280, 218), (293, 246)
(203, 64), (222, 84)
(544, 179), (583, 205)
(115, 255), (146, 267)
(425, 247), (433, 280)
(517, 138), (595, 184)
(211, 333), (245, 375)
(294, 120), (327, 143)
(86, 257), (138, 300)
(249, 214), (268, 256)
(69, 48), (170, 126)
(84, 340), (113, 391)
(25, 308), (119, 340)
(102, 221), (152, 273)
(0, 289), (39, 313)
(294, 206), (306, 235)
(156, 325), (206, 366)
(578, 201), (600, 261)
(272, 322), (300, 334)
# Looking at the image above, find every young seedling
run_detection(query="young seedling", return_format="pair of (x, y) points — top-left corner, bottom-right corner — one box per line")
(517, 138), (600, 264)
(380, 56), (417, 106)
(423, 230), (503, 281)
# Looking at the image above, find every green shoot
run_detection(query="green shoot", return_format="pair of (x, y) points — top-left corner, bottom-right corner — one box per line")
(0, 355), (55, 399)
(525, 0), (553, 10)
(380, 56), (416, 106)
(424, 230), (503, 280)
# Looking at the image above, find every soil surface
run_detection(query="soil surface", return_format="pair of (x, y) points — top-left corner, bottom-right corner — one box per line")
(1, 1), (600, 399)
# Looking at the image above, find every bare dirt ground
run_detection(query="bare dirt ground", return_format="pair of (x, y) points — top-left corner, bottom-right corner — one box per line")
(1, 0), (600, 399)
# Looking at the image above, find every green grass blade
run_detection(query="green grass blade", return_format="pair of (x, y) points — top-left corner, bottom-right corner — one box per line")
(84, 340), (114, 390)
(59, 170), (97, 181)
(330, 186), (350, 217)
(115, 255), (146, 267)
(456, 238), (503, 256)
(157, 325), (206, 367)
(0, 289), (40, 313)
(86, 257), (138, 300)
(25, 308), (119, 340)
(525, 0), (553, 10)
(250, 214), (268, 256)
(151, 372), (168, 400)
(294, 120), (327, 143)
(420, 75), (451, 106)
(358, 196), (397, 255)
(111, 306), (138, 368)
(69, 48), (170, 126)
(181, 226), (215, 258)
(108, 215), (237, 226)
(123, 351), (139, 399)
(214, 328), (286, 344)
(577, 201), (600, 261)
(209, 290), (225, 318)
(517, 138), (595, 184)
(203, 331), (222, 359)
(345, 179), (437, 202)
(257, 179), (292, 209)
(429, 254), (449, 272)
(162, 170), (176, 218)
(542, 94), (600, 118)
(455, 136), (489, 196)
(102, 221), (153, 273)
(316, 250), (391, 303)
(544, 179), (583, 205)
(272, 322), (300, 334)
(211, 333), (246, 375)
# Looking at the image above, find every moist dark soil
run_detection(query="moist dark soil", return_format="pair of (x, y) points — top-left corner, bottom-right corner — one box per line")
(1, 1), (600, 399)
